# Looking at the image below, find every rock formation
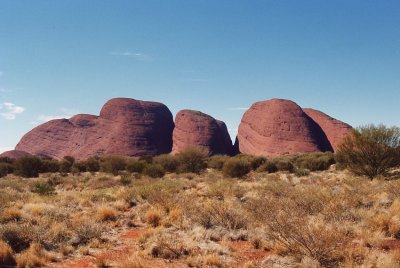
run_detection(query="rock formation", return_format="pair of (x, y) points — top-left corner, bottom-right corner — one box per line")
(16, 98), (174, 160)
(0, 150), (32, 160)
(303, 108), (352, 151)
(237, 99), (333, 156)
(172, 110), (233, 155)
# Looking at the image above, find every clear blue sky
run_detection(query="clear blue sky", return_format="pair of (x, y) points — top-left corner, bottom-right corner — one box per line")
(1, 0), (399, 152)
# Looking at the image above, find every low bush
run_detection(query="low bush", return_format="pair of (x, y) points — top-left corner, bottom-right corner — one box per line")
(85, 157), (100, 172)
(176, 147), (208, 174)
(126, 160), (146, 173)
(0, 157), (13, 164)
(248, 156), (267, 170)
(143, 164), (165, 178)
(222, 158), (251, 178)
(294, 152), (335, 171)
(295, 168), (310, 177)
(40, 160), (60, 173)
(153, 154), (179, 173)
(207, 155), (229, 170)
(257, 161), (278, 173)
(120, 175), (132, 185)
(32, 181), (55, 195)
(0, 163), (13, 177)
(59, 156), (75, 173)
(71, 161), (87, 173)
(274, 158), (295, 173)
(100, 156), (126, 175)
(13, 156), (43, 178)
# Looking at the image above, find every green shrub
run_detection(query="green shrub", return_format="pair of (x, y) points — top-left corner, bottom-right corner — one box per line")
(176, 147), (208, 174)
(222, 158), (251, 178)
(0, 163), (13, 177)
(126, 160), (146, 173)
(295, 168), (310, 177)
(72, 161), (87, 173)
(153, 154), (179, 173)
(40, 159), (60, 173)
(248, 156), (267, 170)
(274, 158), (295, 173)
(120, 175), (132, 185)
(13, 156), (43, 178)
(85, 157), (100, 172)
(0, 157), (13, 164)
(294, 152), (335, 171)
(100, 156), (127, 175)
(207, 155), (229, 170)
(143, 164), (165, 178)
(32, 181), (55, 195)
(59, 156), (75, 173)
(257, 161), (278, 173)
(337, 124), (400, 179)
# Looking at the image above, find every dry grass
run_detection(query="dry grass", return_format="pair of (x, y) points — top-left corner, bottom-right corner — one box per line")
(97, 206), (118, 222)
(0, 241), (16, 266)
(1, 167), (400, 267)
(16, 243), (48, 267)
(0, 208), (22, 223)
(144, 208), (163, 227)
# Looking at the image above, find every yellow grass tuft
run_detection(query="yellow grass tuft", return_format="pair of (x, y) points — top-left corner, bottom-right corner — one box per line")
(97, 206), (118, 222)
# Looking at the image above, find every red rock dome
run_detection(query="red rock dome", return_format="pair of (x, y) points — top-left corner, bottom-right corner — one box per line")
(16, 98), (174, 160)
(303, 108), (352, 151)
(172, 110), (233, 155)
(237, 99), (332, 156)
(0, 150), (32, 160)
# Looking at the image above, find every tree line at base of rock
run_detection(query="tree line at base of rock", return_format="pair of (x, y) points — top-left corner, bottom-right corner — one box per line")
(0, 147), (336, 179)
(2, 124), (400, 180)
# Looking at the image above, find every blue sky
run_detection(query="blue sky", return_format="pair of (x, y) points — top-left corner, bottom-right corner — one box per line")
(1, 0), (399, 152)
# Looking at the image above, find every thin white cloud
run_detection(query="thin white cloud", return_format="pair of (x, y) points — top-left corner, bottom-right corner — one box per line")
(228, 107), (249, 111)
(0, 71), (3, 77)
(32, 108), (79, 125)
(0, 102), (25, 120)
(110, 51), (152, 61)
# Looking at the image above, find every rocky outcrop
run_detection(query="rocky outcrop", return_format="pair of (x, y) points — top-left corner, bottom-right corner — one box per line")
(303, 108), (352, 151)
(172, 110), (233, 155)
(0, 150), (32, 160)
(15, 98), (174, 160)
(237, 99), (333, 156)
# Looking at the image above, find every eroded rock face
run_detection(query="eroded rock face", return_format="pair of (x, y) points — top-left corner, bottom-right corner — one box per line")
(16, 98), (174, 160)
(303, 108), (352, 151)
(237, 99), (333, 156)
(172, 110), (233, 155)
(0, 150), (32, 160)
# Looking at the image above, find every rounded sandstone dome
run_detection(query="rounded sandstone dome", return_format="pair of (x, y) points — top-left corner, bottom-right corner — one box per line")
(237, 98), (332, 156)
(172, 109), (233, 155)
